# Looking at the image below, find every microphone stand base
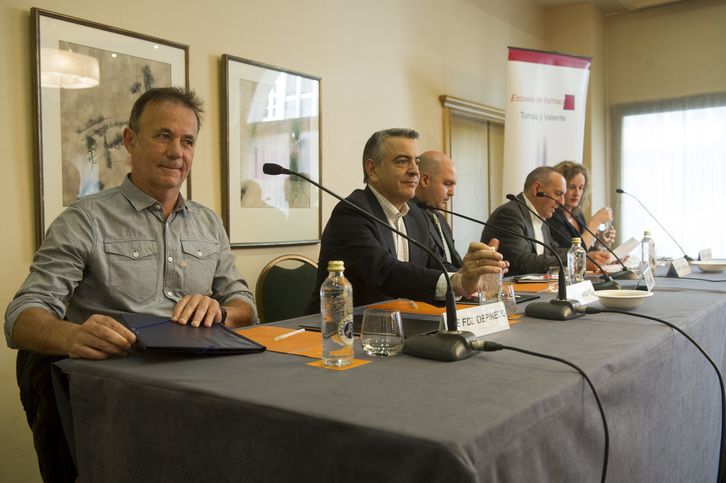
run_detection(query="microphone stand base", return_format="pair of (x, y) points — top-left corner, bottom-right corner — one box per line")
(525, 299), (582, 320)
(610, 269), (639, 280)
(402, 330), (479, 362)
(593, 280), (622, 291)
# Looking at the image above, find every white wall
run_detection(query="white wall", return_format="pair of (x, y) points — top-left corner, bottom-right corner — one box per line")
(0, 0), (546, 480)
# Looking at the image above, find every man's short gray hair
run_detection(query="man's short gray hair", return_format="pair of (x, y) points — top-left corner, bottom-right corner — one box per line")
(524, 166), (560, 191)
(128, 87), (204, 134)
(362, 128), (419, 183)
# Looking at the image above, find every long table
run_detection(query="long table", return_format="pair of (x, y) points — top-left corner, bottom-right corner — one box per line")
(55, 272), (726, 482)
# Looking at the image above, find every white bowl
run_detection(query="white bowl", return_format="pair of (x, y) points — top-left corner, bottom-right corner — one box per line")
(594, 289), (653, 309)
(692, 260), (726, 273)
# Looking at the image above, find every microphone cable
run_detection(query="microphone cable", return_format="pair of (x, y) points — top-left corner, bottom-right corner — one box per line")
(677, 277), (726, 283)
(479, 340), (609, 483)
(577, 305), (726, 483)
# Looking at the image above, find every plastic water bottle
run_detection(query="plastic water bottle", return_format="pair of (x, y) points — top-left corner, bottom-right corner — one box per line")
(640, 231), (656, 275)
(320, 260), (354, 367)
(567, 237), (586, 285)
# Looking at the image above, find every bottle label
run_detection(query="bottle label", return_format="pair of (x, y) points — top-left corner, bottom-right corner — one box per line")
(338, 314), (354, 345)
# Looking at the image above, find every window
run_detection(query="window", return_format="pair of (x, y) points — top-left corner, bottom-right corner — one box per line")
(612, 93), (726, 260)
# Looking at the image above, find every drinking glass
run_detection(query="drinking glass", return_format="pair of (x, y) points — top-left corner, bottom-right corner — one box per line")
(478, 272), (502, 304)
(595, 221), (612, 251)
(547, 266), (560, 293)
(360, 309), (404, 357)
(501, 283), (517, 317)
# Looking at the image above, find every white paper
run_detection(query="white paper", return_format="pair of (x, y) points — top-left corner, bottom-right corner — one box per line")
(610, 237), (640, 262)
(643, 266), (656, 292)
(566, 281), (598, 304)
(441, 303), (510, 338)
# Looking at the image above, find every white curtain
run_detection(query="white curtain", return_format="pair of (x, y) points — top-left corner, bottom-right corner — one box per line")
(611, 92), (726, 260)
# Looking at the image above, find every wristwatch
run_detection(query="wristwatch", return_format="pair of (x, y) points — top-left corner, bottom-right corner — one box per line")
(219, 307), (228, 326)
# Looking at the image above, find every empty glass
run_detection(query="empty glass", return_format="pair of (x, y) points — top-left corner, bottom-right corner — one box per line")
(547, 266), (560, 293)
(501, 283), (517, 317)
(478, 272), (502, 304)
(360, 309), (404, 357)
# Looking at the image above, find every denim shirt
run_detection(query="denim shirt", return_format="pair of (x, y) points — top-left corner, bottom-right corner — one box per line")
(5, 176), (257, 349)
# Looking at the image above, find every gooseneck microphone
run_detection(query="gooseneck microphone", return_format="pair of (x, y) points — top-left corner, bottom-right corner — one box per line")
(263, 162), (482, 361)
(536, 192), (638, 281)
(420, 199), (580, 320)
(616, 188), (692, 261)
(504, 193), (599, 319)
(514, 195), (621, 289)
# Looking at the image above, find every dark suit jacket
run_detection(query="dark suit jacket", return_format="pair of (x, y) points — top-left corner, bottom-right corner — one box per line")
(546, 209), (588, 250)
(305, 187), (456, 313)
(480, 193), (568, 276)
(411, 197), (463, 269)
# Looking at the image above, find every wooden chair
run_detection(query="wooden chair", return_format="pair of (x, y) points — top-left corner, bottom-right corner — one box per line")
(255, 255), (318, 324)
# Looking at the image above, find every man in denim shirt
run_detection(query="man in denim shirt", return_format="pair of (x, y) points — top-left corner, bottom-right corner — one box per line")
(5, 87), (257, 482)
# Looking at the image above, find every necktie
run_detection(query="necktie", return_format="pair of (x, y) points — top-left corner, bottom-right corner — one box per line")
(431, 214), (452, 264)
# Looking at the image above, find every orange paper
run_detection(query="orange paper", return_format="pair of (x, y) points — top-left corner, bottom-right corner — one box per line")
(511, 282), (550, 293)
(306, 359), (371, 370)
(364, 300), (469, 315)
(236, 326), (322, 357)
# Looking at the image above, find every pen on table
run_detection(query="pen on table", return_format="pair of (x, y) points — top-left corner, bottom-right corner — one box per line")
(273, 328), (305, 342)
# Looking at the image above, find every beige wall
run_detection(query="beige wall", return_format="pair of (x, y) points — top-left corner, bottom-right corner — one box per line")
(606, 0), (726, 105)
(2, 0), (723, 480)
(546, 3), (608, 216)
(0, 0), (546, 480)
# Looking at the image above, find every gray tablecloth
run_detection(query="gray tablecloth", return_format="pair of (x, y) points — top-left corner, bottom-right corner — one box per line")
(55, 272), (726, 482)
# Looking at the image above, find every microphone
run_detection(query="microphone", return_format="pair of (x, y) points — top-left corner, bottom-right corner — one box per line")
(419, 199), (580, 320)
(505, 194), (619, 289)
(262, 163), (482, 361)
(502, 194), (590, 320)
(616, 188), (692, 261)
(535, 192), (637, 281)
(516, 195), (620, 289)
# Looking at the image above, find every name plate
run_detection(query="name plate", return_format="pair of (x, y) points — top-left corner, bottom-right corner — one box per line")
(666, 257), (691, 278)
(441, 303), (510, 338)
(643, 266), (656, 291)
(699, 249), (713, 261)
(566, 280), (598, 304)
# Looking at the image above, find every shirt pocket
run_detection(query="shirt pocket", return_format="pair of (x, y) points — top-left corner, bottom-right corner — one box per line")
(104, 239), (159, 304)
(180, 239), (220, 296)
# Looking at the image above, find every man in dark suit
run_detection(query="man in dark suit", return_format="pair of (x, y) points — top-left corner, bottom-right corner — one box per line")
(412, 151), (463, 268)
(306, 128), (506, 312)
(480, 166), (568, 276)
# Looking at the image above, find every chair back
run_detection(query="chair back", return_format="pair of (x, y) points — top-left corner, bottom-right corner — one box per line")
(255, 255), (318, 324)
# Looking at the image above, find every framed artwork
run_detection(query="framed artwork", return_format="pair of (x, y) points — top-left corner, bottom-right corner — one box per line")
(32, 8), (189, 247)
(222, 54), (321, 247)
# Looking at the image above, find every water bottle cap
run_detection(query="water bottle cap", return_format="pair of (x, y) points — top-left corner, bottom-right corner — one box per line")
(571, 237), (581, 244)
(328, 260), (344, 271)
(644, 231), (651, 236)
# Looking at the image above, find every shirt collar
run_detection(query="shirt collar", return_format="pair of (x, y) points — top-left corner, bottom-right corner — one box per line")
(369, 185), (409, 221)
(120, 175), (188, 213)
(523, 192), (543, 229)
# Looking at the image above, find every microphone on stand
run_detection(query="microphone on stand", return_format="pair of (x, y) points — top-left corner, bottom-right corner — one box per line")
(535, 192), (637, 281)
(616, 188), (692, 261)
(262, 162), (492, 361)
(505, 194), (620, 290)
(418, 199), (581, 320)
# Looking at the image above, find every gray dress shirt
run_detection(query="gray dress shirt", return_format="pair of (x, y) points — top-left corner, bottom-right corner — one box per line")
(5, 176), (257, 349)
